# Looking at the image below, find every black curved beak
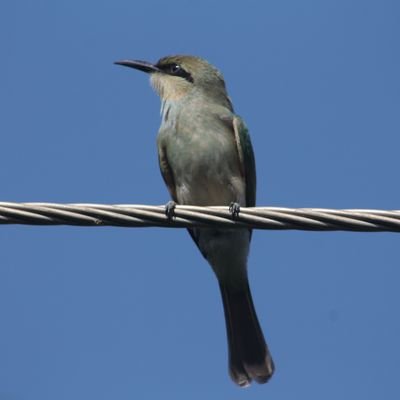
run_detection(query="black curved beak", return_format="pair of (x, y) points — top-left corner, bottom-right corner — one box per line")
(114, 59), (160, 73)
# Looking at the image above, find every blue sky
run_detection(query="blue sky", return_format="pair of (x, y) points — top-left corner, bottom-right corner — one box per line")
(0, 0), (399, 399)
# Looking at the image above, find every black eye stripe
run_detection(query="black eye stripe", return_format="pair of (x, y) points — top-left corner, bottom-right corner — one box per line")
(157, 63), (194, 83)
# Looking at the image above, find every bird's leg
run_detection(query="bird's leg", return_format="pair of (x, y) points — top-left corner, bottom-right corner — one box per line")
(229, 202), (241, 219)
(165, 200), (176, 220)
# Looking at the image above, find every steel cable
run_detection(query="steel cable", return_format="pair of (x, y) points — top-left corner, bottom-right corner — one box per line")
(0, 202), (399, 231)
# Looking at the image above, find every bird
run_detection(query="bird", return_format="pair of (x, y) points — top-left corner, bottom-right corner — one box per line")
(115, 55), (274, 387)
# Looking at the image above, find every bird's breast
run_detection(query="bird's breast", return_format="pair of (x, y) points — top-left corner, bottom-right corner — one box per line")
(159, 112), (246, 206)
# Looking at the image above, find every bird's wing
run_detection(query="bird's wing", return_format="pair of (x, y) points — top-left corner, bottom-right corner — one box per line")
(157, 141), (178, 202)
(232, 115), (257, 207)
(158, 134), (204, 257)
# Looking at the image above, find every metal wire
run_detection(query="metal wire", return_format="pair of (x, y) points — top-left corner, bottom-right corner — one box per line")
(0, 202), (399, 231)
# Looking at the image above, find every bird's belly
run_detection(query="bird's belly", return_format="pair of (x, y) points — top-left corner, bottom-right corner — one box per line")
(163, 125), (246, 206)
(175, 168), (245, 207)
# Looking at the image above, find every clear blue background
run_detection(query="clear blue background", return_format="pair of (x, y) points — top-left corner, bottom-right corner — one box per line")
(1, 1), (399, 399)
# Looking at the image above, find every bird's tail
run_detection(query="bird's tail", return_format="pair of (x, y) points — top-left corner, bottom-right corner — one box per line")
(219, 281), (274, 387)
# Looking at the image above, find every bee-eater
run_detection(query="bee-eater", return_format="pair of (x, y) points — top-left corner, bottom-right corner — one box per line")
(115, 55), (274, 387)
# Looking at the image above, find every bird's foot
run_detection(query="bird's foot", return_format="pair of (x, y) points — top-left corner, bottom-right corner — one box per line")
(165, 200), (176, 220)
(229, 202), (241, 219)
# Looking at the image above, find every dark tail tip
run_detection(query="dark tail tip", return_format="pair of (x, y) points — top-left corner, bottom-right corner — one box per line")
(219, 283), (274, 387)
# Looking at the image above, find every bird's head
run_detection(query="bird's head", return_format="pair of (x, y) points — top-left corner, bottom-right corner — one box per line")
(115, 55), (230, 105)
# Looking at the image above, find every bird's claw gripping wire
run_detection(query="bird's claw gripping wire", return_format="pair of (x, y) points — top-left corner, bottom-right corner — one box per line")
(229, 202), (241, 219)
(165, 201), (176, 220)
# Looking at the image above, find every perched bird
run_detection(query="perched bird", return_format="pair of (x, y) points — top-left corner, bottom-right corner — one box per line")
(115, 55), (274, 387)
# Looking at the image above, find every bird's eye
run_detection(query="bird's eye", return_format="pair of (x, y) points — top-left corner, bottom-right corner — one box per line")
(158, 62), (194, 83)
(169, 63), (181, 74)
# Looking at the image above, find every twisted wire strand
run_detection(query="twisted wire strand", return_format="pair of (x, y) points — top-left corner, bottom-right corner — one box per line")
(0, 202), (399, 231)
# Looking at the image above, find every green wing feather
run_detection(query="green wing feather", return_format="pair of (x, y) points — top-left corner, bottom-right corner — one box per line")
(157, 139), (178, 202)
(233, 116), (257, 207)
